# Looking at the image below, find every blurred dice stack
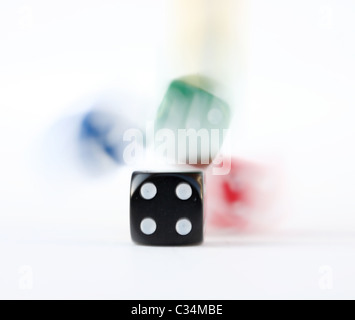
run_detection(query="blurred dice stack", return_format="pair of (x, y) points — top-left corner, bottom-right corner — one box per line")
(73, 0), (281, 233)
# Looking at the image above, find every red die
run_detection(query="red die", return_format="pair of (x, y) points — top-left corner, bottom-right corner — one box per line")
(205, 157), (282, 232)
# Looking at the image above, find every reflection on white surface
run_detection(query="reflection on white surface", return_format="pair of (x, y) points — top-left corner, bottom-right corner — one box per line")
(1, 224), (355, 299)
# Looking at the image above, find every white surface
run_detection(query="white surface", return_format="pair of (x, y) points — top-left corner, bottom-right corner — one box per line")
(1, 225), (354, 299)
(0, 0), (355, 299)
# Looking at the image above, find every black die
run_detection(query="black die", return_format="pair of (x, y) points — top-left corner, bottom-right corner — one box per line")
(130, 172), (204, 246)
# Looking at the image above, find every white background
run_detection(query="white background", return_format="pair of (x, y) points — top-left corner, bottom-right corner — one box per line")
(0, 0), (354, 299)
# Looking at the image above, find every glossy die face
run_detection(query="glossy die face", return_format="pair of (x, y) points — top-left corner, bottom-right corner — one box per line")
(130, 172), (204, 246)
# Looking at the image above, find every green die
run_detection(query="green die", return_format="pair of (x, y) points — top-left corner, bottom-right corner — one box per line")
(155, 76), (231, 165)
